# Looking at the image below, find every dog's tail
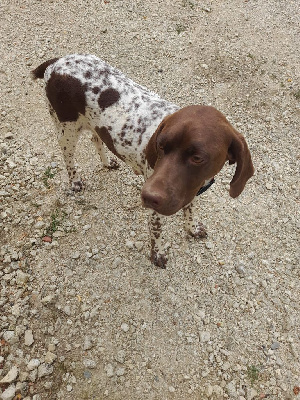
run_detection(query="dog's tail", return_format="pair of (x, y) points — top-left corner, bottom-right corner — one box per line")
(31, 58), (59, 80)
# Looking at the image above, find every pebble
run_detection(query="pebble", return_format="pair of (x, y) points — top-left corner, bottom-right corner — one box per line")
(271, 342), (280, 350)
(38, 363), (53, 378)
(72, 251), (80, 259)
(27, 359), (41, 371)
(83, 336), (93, 350)
(205, 384), (213, 397)
(266, 182), (273, 190)
(83, 359), (96, 369)
(235, 264), (246, 277)
(121, 323), (129, 332)
(42, 236), (52, 243)
(200, 331), (211, 342)
(0, 366), (18, 384)
(0, 384), (16, 400)
(115, 350), (126, 364)
(44, 351), (57, 364)
(4, 132), (14, 139)
(125, 240), (134, 249)
(105, 364), (114, 377)
(16, 270), (29, 285)
(116, 367), (125, 376)
(84, 370), (92, 379)
(3, 331), (16, 343)
(24, 330), (34, 346)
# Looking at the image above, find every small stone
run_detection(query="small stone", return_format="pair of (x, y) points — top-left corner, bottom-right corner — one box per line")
(0, 384), (16, 400)
(24, 330), (34, 346)
(27, 359), (41, 371)
(247, 388), (258, 399)
(66, 385), (73, 392)
(28, 369), (38, 382)
(235, 264), (246, 277)
(84, 370), (92, 379)
(0, 366), (19, 383)
(19, 372), (29, 382)
(3, 331), (15, 342)
(42, 236), (52, 243)
(121, 323), (129, 332)
(116, 367), (125, 376)
(134, 241), (144, 251)
(105, 364), (114, 377)
(16, 270), (29, 285)
(168, 386), (176, 392)
(266, 182), (272, 190)
(125, 240), (134, 249)
(72, 251), (80, 259)
(83, 359), (96, 369)
(83, 336), (93, 350)
(44, 351), (57, 364)
(114, 350), (126, 364)
(34, 221), (45, 229)
(63, 305), (71, 315)
(41, 294), (55, 304)
(205, 384), (213, 397)
(4, 132), (14, 139)
(271, 342), (280, 350)
(200, 331), (211, 342)
(38, 363), (53, 378)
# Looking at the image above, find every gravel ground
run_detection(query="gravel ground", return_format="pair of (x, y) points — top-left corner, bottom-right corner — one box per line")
(1, 0), (299, 399)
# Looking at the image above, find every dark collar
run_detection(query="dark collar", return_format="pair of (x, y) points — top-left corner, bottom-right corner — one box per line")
(196, 177), (215, 196)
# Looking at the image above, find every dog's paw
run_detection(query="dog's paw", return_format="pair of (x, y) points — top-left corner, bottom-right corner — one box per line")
(188, 222), (207, 239)
(151, 250), (168, 269)
(71, 180), (84, 192)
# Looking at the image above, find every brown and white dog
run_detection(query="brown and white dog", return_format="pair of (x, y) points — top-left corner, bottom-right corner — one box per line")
(32, 54), (254, 268)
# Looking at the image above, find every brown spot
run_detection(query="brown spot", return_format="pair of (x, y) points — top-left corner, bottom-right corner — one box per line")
(92, 87), (100, 94)
(95, 126), (125, 161)
(84, 71), (92, 79)
(98, 88), (120, 110)
(46, 72), (86, 122)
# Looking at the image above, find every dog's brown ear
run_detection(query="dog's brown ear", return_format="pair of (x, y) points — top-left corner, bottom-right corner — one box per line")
(227, 129), (254, 198)
(145, 119), (166, 169)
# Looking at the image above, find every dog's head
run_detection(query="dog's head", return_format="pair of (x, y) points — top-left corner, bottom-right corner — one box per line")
(141, 105), (254, 216)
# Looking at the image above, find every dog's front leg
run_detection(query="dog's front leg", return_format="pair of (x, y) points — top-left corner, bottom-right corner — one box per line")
(183, 199), (207, 238)
(148, 211), (168, 268)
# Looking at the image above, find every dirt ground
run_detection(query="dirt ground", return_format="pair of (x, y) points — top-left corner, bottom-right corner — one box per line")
(0, 0), (299, 399)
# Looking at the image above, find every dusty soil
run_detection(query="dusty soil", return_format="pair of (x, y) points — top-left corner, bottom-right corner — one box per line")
(0, 0), (299, 399)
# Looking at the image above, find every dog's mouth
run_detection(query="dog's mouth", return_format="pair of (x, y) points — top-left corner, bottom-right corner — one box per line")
(142, 201), (180, 216)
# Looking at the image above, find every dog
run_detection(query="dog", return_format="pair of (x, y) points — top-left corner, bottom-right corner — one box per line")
(32, 54), (254, 268)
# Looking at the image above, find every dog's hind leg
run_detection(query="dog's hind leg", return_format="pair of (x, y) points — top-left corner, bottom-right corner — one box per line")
(56, 120), (84, 192)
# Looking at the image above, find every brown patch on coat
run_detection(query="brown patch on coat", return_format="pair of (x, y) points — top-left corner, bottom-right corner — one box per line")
(98, 88), (120, 110)
(95, 126), (125, 161)
(45, 72), (86, 123)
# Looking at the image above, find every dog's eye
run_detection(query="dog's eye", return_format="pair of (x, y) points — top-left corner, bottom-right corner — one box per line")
(191, 155), (204, 164)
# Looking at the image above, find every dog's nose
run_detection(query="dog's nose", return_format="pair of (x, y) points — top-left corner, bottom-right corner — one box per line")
(141, 190), (164, 211)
